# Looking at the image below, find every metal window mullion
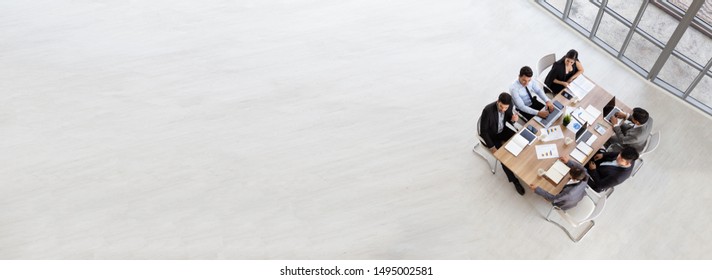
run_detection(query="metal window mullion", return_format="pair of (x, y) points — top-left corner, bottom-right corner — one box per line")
(602, 7), (633, 28)
(636, 29), (666, 49)
(684, 56), (712, 97)
(647, 0), (705, 80)
(670, 49), (705, 71)
(589, 0), (607, 39)
(618, 0), (649, 59)
(563, 0), (573, 20)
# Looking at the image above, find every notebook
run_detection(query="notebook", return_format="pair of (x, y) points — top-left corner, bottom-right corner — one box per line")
(545, 160), (571, 184)
(504, 128), (537, 156)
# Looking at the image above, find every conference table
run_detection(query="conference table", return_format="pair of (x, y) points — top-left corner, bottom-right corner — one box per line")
(493, 76), (632, 195)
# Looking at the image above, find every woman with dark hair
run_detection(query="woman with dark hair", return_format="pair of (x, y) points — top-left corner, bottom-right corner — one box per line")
(544, 49), (584, 95)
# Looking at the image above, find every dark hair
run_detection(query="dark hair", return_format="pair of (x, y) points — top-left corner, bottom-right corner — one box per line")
(519, 66), (533, 78)
(569, 166), (587, 181)
(565, 49), (578, 60)
(498, 92), (512, 105)
(632, 107), (649, 124)
(557, 49), (579, 64)
(620, 146), (640, 162)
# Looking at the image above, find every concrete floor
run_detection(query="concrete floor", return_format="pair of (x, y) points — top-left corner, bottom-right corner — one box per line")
(1, 0), (711, 259)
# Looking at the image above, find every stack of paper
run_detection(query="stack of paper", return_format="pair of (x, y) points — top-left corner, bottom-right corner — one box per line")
(545, 160), (571, 184)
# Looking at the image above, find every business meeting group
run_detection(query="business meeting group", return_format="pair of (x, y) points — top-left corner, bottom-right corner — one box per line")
(474, 49), (657, 242)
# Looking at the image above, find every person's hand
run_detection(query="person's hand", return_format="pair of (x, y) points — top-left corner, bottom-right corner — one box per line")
(561, 82), (569, 88)
(588, 161), (597, 170)
(528, 184), (537, 191)
(610, 115), (619, 125)
(546, 102), (555, 112)
(511, 113), (519, 123)
(489, 147), (497, 153)
(559, 155), (569, 163)
(614, 111), (626, 119)
(593, 153), (603, 161)
(538, 110), (550, 118)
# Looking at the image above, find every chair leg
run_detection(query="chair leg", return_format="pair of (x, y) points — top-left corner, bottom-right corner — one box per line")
(632, 158), (644, 177)
(472, 143), (497, 174)
(544, 207), (595, 243)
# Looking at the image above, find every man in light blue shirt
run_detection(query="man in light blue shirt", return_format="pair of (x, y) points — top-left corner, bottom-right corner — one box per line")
(509, 66), (555, 121)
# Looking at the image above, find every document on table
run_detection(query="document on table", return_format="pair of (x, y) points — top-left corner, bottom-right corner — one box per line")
(540, 125), (564, 142)
(569, 76), (595, 99)
(535, 144), (559, 159)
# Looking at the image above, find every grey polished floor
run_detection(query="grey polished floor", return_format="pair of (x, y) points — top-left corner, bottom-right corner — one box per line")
(1, 0), (711, 259)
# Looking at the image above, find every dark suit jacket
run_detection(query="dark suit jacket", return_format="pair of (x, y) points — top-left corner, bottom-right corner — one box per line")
(610, 116), (653, 153)
(479, 101), (514, 148)
(588, 152), (634, 193)
(544, 59), (581, 94)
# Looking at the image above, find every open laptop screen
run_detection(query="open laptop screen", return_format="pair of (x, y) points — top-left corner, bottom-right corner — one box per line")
(602, 96), (616, 117)
(575, 122), (589, 141)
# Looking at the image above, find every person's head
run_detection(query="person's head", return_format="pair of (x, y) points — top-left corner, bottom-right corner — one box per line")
(496, 92), (512, 113)
(617, 146), (639, 166)
(631, 107), (649, 125)
(518, 66), (533, 86)
(568, 166), (587, 181)
(563, 49), (579, 67)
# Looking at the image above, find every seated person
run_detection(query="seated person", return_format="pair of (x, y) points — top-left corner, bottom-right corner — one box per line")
(529, 156), (588, 210)
(607, 107), (653, 153)
(479, 92), (525, 195)
(509, 66), (554, 121)
(544, 49), (584, 95)
(586, 146), (639, 193)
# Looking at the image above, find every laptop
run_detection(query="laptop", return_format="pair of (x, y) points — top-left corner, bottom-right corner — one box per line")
(575, 122), (596, 145)
(533, 100), (565, 128)
(602, 96), (622, 124)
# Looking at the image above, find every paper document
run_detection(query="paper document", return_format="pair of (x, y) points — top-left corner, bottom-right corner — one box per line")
(535, 144), (559, 159)
(585, 105), (602, 120)
(566, 119), (583, 133)
(568, 76), (595, 99)
(540, 125), (564, 142)
(572, 107), (595, 125)
(586, 134), (598, 146)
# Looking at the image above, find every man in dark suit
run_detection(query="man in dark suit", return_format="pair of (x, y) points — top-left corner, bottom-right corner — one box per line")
(479, 92), (525, 195)
(586, 146), (639, 193)
(529, 156), (588, 210)
(607, 107), (653, 153)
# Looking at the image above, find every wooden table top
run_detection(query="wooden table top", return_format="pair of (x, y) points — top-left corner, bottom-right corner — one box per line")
(493, 78), (632, 195)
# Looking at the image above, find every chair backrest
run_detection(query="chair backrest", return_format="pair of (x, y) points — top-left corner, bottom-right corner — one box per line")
(583, 187), (607, 222)
(536, 53), (557, 78)
(641, 130), (661, 156)
(477, 115), (485, 144)
(560, 186), (606, 226)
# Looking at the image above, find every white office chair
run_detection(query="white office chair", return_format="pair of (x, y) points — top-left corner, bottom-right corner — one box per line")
(536, 53), (556, 96)
(473, 117), (499, 174)
(631, 130), (661, 177)
(545, 187), (606, 242)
